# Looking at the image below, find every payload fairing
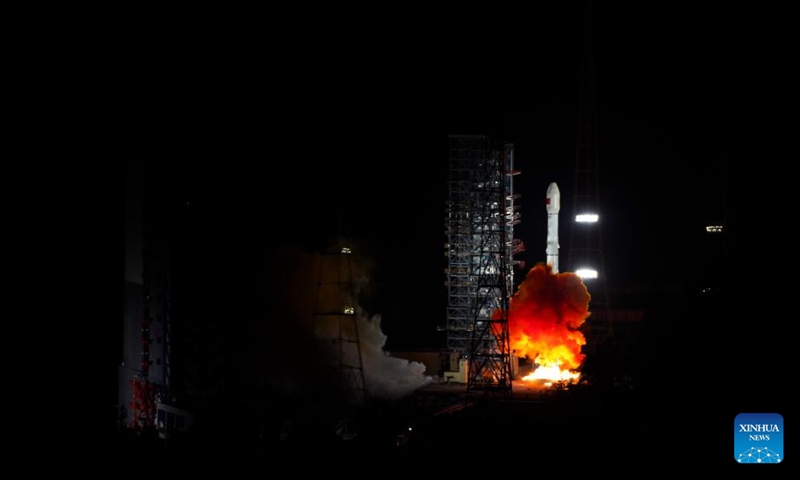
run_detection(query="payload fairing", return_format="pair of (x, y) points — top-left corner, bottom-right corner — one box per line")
(546, 182), (560, 273)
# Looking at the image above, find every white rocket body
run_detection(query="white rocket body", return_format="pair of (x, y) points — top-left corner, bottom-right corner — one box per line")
(546, 182), (560, 273)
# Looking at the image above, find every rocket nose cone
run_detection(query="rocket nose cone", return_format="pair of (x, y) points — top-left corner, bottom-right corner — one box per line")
(546, 182), (561, 213)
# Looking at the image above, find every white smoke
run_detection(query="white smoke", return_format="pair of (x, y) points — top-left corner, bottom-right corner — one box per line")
(307, 242), (434, 401)
(356, 313), (434, 400)
(350, 255), (434, 400)
(313, 309), (433, 401)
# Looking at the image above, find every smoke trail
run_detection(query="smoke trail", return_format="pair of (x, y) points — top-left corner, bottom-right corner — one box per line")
(508, 262), (590, 371)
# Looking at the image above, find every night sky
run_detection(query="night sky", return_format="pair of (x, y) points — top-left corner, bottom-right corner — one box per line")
(133, 3), (787, 339)
(121, 2), (793, 465)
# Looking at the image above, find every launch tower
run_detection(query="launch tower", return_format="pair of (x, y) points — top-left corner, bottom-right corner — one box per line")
(122, 161), (184, 435)
(444, 135), (522, 397)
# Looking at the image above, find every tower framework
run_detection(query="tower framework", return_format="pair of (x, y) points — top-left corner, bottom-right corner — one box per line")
(122, 161), (173, 432)
(445, 135), (521, 397)
(568, 1), (614, 353)
(312, 242), (367, 409)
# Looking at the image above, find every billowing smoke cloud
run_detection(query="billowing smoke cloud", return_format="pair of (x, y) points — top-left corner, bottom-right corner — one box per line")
(264, 240), (431, 403)
(313, 309), (433, 401)
(356, 313), (433, 400)
(508, 262), (590, 372)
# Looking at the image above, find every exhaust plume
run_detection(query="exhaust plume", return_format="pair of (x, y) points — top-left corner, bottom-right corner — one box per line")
(508, 262), (590, 382)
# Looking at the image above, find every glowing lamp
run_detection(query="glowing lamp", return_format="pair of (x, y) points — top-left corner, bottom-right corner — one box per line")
(575, 214), (599, 223)
(575, 269), (598, 279)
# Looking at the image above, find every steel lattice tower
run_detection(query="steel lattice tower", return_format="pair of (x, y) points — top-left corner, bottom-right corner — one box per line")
(568, 1), (614, 353)
(445, 135), (519, 398)
(312, 241), (368, 409)
(123, 161), (173, 433)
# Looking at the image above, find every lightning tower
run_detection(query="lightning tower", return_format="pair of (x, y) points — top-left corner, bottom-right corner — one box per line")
(567, 0), (614, 353)
(312, 237), (367, 411)
(444, 135), (522, 399)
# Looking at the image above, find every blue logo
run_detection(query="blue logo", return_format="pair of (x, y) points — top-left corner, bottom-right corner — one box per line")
(734, 413), (783, 464)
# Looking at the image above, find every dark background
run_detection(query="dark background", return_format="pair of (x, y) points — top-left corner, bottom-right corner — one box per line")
(114, 1), (794, 469)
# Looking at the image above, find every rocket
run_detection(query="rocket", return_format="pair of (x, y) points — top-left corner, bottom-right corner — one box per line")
(546, 182), (560, 273)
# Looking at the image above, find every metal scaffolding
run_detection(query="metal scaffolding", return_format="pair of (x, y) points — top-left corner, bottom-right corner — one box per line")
(122, 161), (193, 436)
(568, 0), (614, 353)
(129, 209), (173, 432)
(129, 248), (158, 430)
(445, 135), (520, 397)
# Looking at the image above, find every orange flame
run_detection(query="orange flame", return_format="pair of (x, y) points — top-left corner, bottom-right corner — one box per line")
(507, 263), (590, 385)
